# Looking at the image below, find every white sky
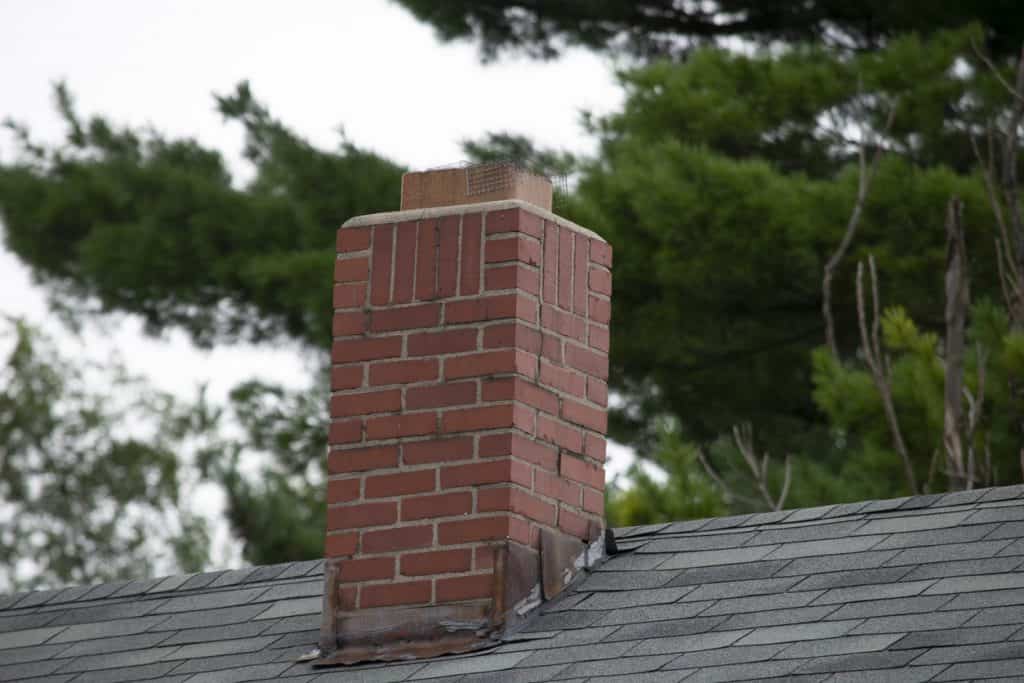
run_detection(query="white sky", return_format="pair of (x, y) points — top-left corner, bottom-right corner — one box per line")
(0, 0), (640, 571)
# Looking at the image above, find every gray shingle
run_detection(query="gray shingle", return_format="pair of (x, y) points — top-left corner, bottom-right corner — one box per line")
(735, 620), (861, 646)
(254, 596), (322, 620)
(859, 497), (910, 513)
(560, 654), (675, 678)
(871, 521), (999, 550)
(700, 514), (752, 531)
(966, 504), (1024, 524)
(579, 570), (681, 591)
(0, 640), (70, 665)
(181, 663), (293, 683)
(308, 662), (426, 682)
(658, 545), (781, 570)
(925, 571), (1024, 595)
(701, 590), (822, 617)
(244, 565), (291, 584)
(0, 658), (66, 682)
(152, 586), (270, 614)
(823, 594), (952, 621)
(521, 609), (606, 631)
(900, 555), (1022, 581)
(57, 631), (171, 657)
(714, 605), (838, 632)
(849, 609), (975, 634)
(456, 664), (568, 683)
(574, 586), (693, 611)
(2, 625), (66, 648)
(255, 579), (322, 602)
(962, 604), (1024, 627)
(773, 633), (902, 658)
(160, 620), (273, 645)
(516, 640), (635, 666)
(68, 661), (183, 683)
(57, 645), (179, 672)
(665, 559), (790, 587)
(499, 626), (619, 652)
(893, 624), (1019, 649)
(774, 550), (899, 577)
(164, 635), (283, 661)
(763, 535), (886, 561)
(681, 577), (802, 602)
(986, 520), (1024, 540)
(639, 532), (757, 555)
(682, 659), (803, 682)
(941, 586), (1024, 610)
(665, 643), (786, 669)
(794, 648), (924, 674)
(152, 604), (270, 631)
(595, 600), (714, 627)
(624, 629), (748, 656)
(744, 520), (864, 547)
(603, 615), (724, 641)
(885, 539), (1012, 566)
(936, 489), (987, 506)
(789, 566), (912, 591)
(934, 657), (1024, 681)
(913, 641), (1024, 665)
(0, 611), (57, 634)
(813, 579), (935, 605)
(829, 665), (948, 683)
(980, 485), (1024, 501)
(823, 502), (870, 518)
(597, 553), (675, 571)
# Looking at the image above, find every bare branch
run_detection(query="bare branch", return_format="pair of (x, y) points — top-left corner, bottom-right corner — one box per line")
(971, 38), (1024, 104)
(822, 101), (899, 355)
(856, 258), (920, 493)
(943, 197), (970, 490)
(731, 424), (791, 511)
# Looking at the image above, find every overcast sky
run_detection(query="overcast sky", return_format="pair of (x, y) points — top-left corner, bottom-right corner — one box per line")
(1, 1), (636, 567)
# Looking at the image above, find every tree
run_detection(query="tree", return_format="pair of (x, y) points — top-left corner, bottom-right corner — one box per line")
(0, 317), (208, 591)
(395, 1), (1024, 61)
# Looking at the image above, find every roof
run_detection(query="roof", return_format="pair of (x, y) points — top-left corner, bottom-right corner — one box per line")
(3, 485), (1024, 682)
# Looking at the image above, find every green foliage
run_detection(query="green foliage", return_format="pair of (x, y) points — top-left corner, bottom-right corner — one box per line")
(606, 420), (725, 526)
(0, 82), (402, 350)
(0, 317), (207, 590)
(395, 1), (1024, 61)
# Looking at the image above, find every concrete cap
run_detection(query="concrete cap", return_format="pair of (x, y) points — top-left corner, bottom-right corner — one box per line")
(400, 162), (552, 211)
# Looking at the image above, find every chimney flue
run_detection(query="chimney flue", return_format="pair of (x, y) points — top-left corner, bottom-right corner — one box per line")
(320, 163), (611, 664)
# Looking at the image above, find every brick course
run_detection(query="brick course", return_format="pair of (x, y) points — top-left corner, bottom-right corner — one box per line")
(326, 203), (610, 615)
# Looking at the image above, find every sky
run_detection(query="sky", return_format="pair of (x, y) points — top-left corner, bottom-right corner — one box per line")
(0, 1), (636, 570)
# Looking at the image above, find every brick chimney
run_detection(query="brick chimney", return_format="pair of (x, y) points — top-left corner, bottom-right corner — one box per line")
(319, 163), (611, 665)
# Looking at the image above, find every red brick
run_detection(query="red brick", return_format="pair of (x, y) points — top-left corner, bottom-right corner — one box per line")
(486, 208), (543, 238)
(479, 433), (557, 471)
(403, 438), (474, 465)
(325, 532), (358, 557)
(445, 294), (516, 324)
(558, 228), (573, 310)
(365, 412), (437, 440)
(331, 337), (402, 363)
(481, 377), (514, 402)
(406, 382), (477, 410)
(366, 469), (436, 498)
(436, 573), (493, 603)
(408, 328), (478, 356)
(562, 398), (607, 432)
(485, 264), (540, 295)
(333, 283), (367, 309)
(536, 414), (583, 453)
(335, 256), (370, 283)
(590, 239), (612, 267)
(445, 349), (535, 381)
(539, 360), (586, 397)
(401, 548), (472, 576)
(485, 235), (541, 267)
(371, 225), (394, 305)
(369, 303), (440, 333)
(561, 454), (605, 489)
(460, 213), (482, 296)
(478, 486), (556, 525)
(559, 506), (591, 538)
(583, 486), (604, 515)
(589, 266), (612, 295)
(339, 556), (394, 582)
(337, 227), (371, 253)
(440, 458), (531, 488)
(535, 468), (582, 506)
(514, 403), (536, 434)
(565, 343), (608, 379)
(327, 477), (361, 503)
(331, 365), (364, 390)
(401, 491), (473, 521)
(541, 305), (586, 342)
(441, 405), (513, 433)
(573, 234), (589, 314)
(482, 322), (540, 353)
(369, 358), (439, 386)
(333, 311), (366, 337)
(362, 525), (433, 553)
(438, 516), (510, 544)
(327, 445), (398, 474)
(330, 389), (401, 417)
(328, 419), (362, 444)
(416, 219), (438, 300)
(587, 378), (608, 407)
(541, 333), (562, 363)
(338, 584), (358, 610)
(393, 221), (417, 303)
(513, 378), (560, 415)
(589, 294), (611, 324)
(543, 222), (559, 304)
(361, 580), (431, 608)
(584, 433), (607, 462)
(475, 546), (495, 570)
(438, 215), (460, 298)
(589, 323), (610, 352)
(510, 516), (533, 546)
(327, 501), (397, 530)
